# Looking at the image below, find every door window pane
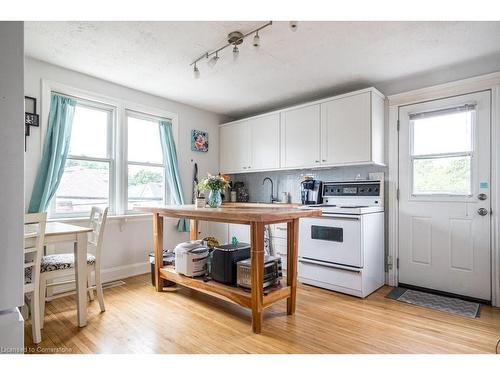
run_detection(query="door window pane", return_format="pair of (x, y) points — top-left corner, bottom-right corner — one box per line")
(412, 110), (473, 156)
(69, 105), (110, 158)
(128, 165), (165, 210)
(54, 159), (110, 213)
(413, 156), (471, 195)
(127, 116), (163, 164)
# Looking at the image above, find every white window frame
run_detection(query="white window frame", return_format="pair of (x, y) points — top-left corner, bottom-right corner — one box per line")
(40, 80), (179, 219)
(124, 109), (170, 213)
(408, 104), (477, 200)
(48, 96), (116, 218)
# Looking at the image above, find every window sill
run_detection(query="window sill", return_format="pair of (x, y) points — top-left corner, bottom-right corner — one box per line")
(48, 213), (152, 224)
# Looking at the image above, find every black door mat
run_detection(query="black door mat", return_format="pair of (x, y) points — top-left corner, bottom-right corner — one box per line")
(386, 287), (480, 318)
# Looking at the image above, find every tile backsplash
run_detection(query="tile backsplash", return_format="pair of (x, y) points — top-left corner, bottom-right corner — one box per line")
(228, 165), (387, 203)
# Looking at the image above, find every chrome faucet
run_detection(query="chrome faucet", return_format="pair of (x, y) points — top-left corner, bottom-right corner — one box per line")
(262, 177), (277, 203)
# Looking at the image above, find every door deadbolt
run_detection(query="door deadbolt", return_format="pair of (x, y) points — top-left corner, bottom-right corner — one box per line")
(478, 193), (487, 201)
(477, 208), (489, 216)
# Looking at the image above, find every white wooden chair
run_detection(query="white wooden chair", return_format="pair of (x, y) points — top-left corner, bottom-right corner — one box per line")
(24, 212), (47, 344)
(39, 207), (108, 328)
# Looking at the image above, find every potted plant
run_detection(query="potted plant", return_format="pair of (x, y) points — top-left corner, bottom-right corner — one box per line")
(198, 173), (230, 208)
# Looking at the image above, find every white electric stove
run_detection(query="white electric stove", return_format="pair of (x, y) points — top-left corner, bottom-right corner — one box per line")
(298, 180), (385, 298)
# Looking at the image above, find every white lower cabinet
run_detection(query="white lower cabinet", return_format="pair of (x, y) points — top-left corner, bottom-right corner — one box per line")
(270, 223), (288, 270)
(203, 223), (251, 245)
(203, 222), (287, 269)
(272, 237), (288, 271)
(204, 222), (229, 244)
(228, 223), (250, 244)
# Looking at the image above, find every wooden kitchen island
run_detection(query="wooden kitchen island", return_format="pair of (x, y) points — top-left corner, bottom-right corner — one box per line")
(137, 204), (321, 333)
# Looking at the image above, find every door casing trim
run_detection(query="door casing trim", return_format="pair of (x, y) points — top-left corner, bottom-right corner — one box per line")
(387, 72), (500, 307)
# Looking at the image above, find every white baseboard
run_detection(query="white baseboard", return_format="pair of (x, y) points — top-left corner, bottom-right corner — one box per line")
(100, 261), (150, 284)
(48, 261), (150, 295)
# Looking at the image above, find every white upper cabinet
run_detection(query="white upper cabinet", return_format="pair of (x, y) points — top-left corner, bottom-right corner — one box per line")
(320, 91), (384, 165)
(280, 104), (321, 168)
(219, 88), (385, 173)
(249, 113), (280, 171)
(220, 113), (279, 174)
(220, 121), (250, 173)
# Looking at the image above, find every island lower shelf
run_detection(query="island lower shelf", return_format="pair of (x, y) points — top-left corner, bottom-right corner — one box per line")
(159, 266), (291, 309)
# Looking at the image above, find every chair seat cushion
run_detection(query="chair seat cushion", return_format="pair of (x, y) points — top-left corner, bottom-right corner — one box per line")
(25, 267), (33, 284)
(40, 253), (96, 273)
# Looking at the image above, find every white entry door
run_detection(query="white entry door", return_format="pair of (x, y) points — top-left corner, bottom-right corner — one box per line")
(398, 91), (491, 301)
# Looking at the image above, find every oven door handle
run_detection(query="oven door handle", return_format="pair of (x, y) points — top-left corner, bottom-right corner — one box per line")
(299, 258), (361, 273)
(319, 214), (360, 220)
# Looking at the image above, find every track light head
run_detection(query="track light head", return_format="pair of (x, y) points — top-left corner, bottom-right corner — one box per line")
(253, 32), (260, 48)
(232, 44), (239, 60)
(193, 63), (200, 79)
(289, 21), (298, 32)
(207, 52), (219, 68)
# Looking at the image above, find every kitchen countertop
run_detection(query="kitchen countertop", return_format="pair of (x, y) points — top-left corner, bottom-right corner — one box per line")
(136, 204), (319, 224)
(221, 202), (302, 209)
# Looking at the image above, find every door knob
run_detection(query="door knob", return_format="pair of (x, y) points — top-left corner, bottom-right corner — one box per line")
(477, 208), (489, 216)
(478, 193), (487, 201)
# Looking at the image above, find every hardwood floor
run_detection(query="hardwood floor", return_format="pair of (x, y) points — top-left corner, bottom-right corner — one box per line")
(24, 274), (500, 354)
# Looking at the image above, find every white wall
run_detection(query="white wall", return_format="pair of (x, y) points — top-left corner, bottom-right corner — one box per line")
(0, 21), (25, 350)
(24, 57), (229, 280)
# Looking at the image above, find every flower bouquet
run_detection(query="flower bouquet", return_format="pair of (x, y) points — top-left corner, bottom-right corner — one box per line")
(198, 173), (230, 208)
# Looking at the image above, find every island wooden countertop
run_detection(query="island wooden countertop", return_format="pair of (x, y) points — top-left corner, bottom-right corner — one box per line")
(135, 204), (321, 224)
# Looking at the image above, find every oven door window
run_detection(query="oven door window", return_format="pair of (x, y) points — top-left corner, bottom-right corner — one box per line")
(311, 225), (343, 242)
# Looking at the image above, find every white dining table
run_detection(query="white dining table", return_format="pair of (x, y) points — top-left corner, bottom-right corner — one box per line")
(24, 222), (93, 327)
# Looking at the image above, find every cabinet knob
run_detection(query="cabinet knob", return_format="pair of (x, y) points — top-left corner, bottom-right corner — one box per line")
(322, 159), (327, 162)
(248, 166), (251, 169)
(242, 166), (247, 169)
(315, 160), (319, 163)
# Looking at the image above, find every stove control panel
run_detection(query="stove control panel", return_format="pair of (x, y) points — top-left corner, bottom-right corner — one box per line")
(322, 181), (381, 197)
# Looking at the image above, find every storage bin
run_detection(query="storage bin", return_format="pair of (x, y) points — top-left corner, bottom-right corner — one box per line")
(149, 250), (175, 287)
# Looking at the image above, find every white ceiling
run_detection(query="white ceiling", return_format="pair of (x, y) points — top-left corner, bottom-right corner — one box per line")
(25, 21), (500, 118)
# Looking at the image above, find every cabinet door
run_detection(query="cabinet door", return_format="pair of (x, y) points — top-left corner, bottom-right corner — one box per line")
(220, 122), (250, 173)
(280, 104), (321, 168)
(249, 113), (280, 171)
(228, 224), (250, 244)
(321, 92), (371, 165)
(204, 222), (229, 245)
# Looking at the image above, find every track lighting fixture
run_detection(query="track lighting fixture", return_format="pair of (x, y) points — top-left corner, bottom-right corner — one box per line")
(253, 31), (260, 48)
(189, 21), (298, 77)
(193, 63), (200, 79)
(189, 21), (273, 77)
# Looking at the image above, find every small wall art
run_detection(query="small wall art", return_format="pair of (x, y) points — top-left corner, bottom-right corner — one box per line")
(191, 129), (209, 152)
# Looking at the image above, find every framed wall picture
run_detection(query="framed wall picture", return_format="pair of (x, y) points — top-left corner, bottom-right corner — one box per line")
(191, 130), (209, 152)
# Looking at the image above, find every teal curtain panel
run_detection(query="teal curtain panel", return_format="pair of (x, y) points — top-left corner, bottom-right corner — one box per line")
(28, 94), (76, 213)
(159, 120), (189, 232)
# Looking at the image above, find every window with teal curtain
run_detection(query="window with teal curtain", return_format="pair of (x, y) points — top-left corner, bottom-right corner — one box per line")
(28, 94), (77, 213)
(159, 120), (189, 232)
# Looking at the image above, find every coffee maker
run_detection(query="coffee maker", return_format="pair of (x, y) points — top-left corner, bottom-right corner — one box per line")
(300, 179), (323, 205)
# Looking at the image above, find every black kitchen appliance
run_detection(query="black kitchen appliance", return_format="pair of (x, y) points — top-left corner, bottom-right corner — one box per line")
(300, 179), (323, 205)
(236, 255), (283, 290)
(211, 243), (251, 284)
